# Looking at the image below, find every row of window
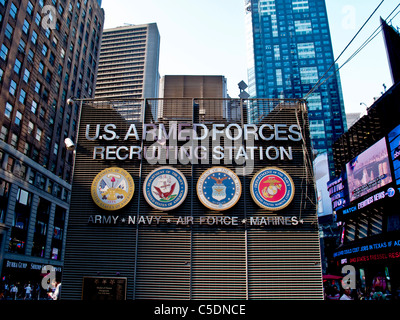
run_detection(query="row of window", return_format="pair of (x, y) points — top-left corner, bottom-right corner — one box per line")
(0, 0), (100, 101)
(343, 210), (384, 243)
(0, 150), (70, 202)
(0, 178), (66, 260)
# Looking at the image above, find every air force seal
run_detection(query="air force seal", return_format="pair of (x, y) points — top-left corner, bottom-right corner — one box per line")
(143, 166), (188, 211)
(91, 167), (135, 211)
(197, 167), (242, 211)
(250, 167), (294, 211)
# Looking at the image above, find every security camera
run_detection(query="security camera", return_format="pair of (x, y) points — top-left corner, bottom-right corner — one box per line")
(64, 138), (76, 151)
(67, 98), (74, 106)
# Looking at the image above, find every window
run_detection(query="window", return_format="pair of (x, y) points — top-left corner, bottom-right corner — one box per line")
(0, 126), (8, 141)
(295, 20), (312, 35)
(49, 51), (56, 66)
(13, 58), (21, 74)
(35, 12), (41, 26)
(39, 108), (45, 122)
(23, 142), (31, 156)
(46, 70), (52, 83)
(38, 61), (44, 74)
(31, 30), (38, 44)
(32, 198), (51, 257)
(35, 128), (42, 141)
(27, 1), (34, 15)
(31, 100), (38, 114)
(5, 103), (13, 118)
(42, 44), (48, 56)
(297, 43), (315, 59)
(19, 89), (26, 104)
(53, 142), (59, 155)
(18, 39), (25, 52)
(15, 111), (22, 125)
(23, 68), (30, 83)
(28, 121), (34, 134)
(292, 0), (309, 12)
(52, 206), (66, 260)
(9, 3), (18, 19)
(9, 80), (17, 95)
(0, 179), (10, 223)
(9, 188), (32, 254)
(22, 19), (30, 34)
(34, 81), (41, 94)
(10, 133), (18, 148)
(5, 23), (13, 39)
(300, 66), (318, 84)
(27, 49), (34, 63)
(0, 44), (8, 61)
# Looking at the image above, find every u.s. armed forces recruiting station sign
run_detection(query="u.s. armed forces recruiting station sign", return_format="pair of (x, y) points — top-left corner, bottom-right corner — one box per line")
(62, 101), (322, 300)
(89, 165), (301, 226)
(86, 122), (301, 163)
(85, 122), (303, 226)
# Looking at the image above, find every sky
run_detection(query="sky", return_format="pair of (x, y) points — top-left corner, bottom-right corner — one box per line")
(101, 0), (400, 115)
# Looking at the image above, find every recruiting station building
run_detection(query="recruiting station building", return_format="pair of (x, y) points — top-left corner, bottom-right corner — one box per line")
(61, 98), (323, 300)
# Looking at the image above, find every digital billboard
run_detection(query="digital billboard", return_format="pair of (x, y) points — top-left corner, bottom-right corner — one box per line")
(346, 138), (392, 202)
(327, 172), (349, 211)
(388, 124), (400, 187)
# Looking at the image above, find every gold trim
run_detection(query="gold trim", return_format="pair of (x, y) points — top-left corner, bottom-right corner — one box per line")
(91, 167), (135, 211)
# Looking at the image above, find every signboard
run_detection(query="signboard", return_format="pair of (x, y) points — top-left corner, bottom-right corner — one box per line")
(196, 167), (242, 211)
(143, 166), (188, 211)
(250, 167), (294, 211)
(346, 138), (392, 202)
(82, 277), (127, 300)
(388, 124), (400, 187)
(327, 172), (349, 211)
(333, 234), (400, 265)
(91, 167), (135, 211)
(61, 100), (323, 300)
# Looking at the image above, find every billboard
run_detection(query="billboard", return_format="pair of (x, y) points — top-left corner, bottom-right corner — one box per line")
(327, 172), (349, 211)
(346, 138), (392, 202)
(388, 124), (400, 187)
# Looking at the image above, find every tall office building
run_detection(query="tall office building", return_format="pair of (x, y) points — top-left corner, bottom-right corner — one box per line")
(245, 0), (347, 175)
(0, 0), (104, 287)
(95, 23), (160, 121)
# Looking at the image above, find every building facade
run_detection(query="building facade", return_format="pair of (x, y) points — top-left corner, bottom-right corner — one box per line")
(0, 0), (104, 293)
(328, 19), (400, 299)
(61, 97), (323, 300)
(95, 23), (160, 121)
(244, 0), (347, 175)
(329, 81), (400, 298)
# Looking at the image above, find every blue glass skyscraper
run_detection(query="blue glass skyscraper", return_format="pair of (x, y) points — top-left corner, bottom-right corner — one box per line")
(245, 0), (347, 175)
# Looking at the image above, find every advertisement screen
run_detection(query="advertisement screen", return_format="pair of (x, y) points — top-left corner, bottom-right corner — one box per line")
(327, 172), (349, 211)
(388, 124), (400, 186)
(346, 138), (392, 202)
